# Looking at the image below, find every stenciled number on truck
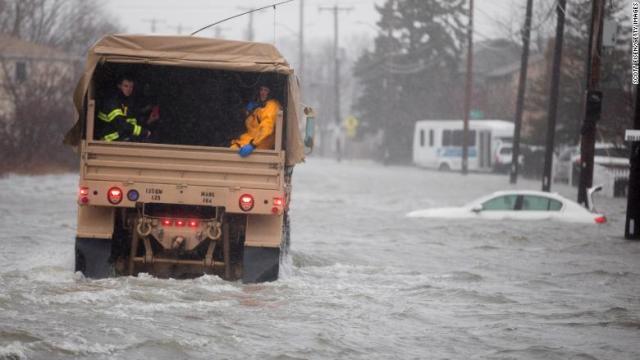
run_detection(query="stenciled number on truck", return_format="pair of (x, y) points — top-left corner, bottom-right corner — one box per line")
(146, 188), (162, 201)
(201, 191), (215, 204)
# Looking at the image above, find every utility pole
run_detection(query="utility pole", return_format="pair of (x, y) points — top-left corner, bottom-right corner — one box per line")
(143, 18), (165, 33)
(238, 7), (256, 41)
(462, 0), (474, 175)
(169, 24), (184, 35)
(214, 27), (227, 39)
(319, 5), (352, 127)
(248, 11), (255, 41)
(541, 0), (567, 192)
(577, 0), (606, 205)
(626, 84), (640, 240)
(509, 0), (534, 184)
(299, 0), (304, 78)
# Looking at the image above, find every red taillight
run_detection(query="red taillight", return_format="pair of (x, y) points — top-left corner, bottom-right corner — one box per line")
(107, 187), (123, 204)
(175, 220), (185, 227)
(273, 197), (284, 207)
(594, 215), (607, 224)
(188, 220), (198, 227)
(239, 194), (254, 211)
(162, 219), (172, 226)
(79, 186), (90, 204)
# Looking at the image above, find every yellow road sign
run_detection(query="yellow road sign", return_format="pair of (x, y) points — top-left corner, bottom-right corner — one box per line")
(345, 115), (359, 130)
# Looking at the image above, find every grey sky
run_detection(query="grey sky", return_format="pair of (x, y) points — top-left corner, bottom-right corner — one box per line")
(105, 0), (521, 44)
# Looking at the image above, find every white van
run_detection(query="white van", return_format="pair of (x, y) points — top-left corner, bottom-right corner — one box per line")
(412, 119), (514, 171)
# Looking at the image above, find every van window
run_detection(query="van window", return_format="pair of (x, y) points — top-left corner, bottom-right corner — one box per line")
(420, 130), (425, 147)
(429, 130), (434, 147)
(443, 130), (452, 146)
(450, 130), (476, 146)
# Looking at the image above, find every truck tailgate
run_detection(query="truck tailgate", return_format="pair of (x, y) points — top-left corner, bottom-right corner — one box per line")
(82, 142), (284, 190)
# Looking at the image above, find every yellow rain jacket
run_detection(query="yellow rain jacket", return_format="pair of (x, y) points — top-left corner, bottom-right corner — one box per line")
(230, 99), (281, 150)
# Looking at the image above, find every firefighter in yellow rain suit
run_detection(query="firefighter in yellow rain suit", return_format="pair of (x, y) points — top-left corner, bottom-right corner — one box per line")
(230, 84), (281, 157)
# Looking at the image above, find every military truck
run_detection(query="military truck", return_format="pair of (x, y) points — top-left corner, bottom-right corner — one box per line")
(65, 35), (312, 283)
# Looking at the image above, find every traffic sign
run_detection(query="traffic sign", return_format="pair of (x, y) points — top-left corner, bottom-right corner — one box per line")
(344, 116), (359, 138)
(345, 115), (359, 130)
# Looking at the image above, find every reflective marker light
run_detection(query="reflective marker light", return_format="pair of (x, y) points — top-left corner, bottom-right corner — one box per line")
(188, 220), (198, 227)
(273, 197), (284, 206)
(175, 220), (185, 227)
(162, 219), (172, 226)
(127, 189), (139, 202)
(594, 216), (607, 224)
(239, 194), (254, 211)
(107, 187), (123, 204)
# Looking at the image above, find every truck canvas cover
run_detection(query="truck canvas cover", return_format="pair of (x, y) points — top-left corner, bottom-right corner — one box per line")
(65, 34), (305, 165)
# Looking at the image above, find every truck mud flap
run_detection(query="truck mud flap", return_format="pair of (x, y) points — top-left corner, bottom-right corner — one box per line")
(242, 246), (280, 283)
(75, 237), (113, 279)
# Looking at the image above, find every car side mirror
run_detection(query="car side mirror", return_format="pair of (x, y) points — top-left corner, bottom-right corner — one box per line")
(471, 205), (482, 213)
(303, 106), (315, 151)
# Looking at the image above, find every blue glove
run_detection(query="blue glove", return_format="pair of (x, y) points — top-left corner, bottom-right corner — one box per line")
(238, 144), (255, 157)
(245, 101), (259, 113)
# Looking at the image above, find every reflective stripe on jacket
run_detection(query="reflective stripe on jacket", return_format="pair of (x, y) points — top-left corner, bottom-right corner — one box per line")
(96, 96), (144, 141)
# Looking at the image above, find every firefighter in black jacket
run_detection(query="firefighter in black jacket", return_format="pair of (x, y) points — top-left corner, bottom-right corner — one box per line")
(96, 76), (158, 141)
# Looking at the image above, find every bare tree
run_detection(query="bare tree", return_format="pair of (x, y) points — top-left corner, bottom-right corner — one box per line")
(0, 0), (120, 55)
(0, 0), (121, 173)
(0, 63), (76, 172)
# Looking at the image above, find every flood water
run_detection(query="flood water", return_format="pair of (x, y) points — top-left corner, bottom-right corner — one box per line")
(1, 158), (638, 359)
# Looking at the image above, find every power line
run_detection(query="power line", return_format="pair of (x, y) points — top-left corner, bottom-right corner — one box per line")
(190, 0), (295, 36)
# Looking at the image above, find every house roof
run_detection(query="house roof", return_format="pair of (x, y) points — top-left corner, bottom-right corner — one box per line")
(0, 34), (78, 61)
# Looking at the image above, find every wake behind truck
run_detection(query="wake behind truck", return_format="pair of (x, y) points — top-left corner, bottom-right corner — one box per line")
(64, 35), (312, 283)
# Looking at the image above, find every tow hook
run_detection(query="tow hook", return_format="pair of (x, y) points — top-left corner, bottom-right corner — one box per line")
(206, 221), (222, 240)
(136, 218), (152, 237)
(171, 236), (186, 250)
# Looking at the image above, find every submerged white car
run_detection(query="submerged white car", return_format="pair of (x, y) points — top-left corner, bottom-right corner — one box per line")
(407, 188), (607, 224)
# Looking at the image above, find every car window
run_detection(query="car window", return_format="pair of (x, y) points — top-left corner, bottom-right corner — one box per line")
(521, 195), (563, 211)
(594, 147), (629, 158)
(482, 195), (517, 211)
(499, 147), (512, 155)
(559, 149), (574, 161)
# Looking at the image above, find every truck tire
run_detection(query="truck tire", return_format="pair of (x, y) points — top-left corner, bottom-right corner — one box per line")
(281, 211), (291, 255)
(75, 237), (113, 279)
(242, 246), (280, 283)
